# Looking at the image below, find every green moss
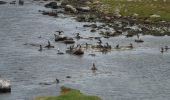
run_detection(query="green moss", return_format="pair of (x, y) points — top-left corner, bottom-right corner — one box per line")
(33, 86), (102, 100)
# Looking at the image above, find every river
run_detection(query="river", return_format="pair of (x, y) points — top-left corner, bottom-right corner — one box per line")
(0, 0), (170, 100)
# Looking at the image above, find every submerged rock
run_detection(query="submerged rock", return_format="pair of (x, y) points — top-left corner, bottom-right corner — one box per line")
(45, 2), (58, 9)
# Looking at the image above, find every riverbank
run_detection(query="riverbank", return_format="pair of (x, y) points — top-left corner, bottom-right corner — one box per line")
(49, 0), (170, 36)
(34, 86), (101, 100)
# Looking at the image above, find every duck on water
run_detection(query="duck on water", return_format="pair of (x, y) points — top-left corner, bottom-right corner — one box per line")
(45, 41), (54, 49)
(57, 48), (64, 55)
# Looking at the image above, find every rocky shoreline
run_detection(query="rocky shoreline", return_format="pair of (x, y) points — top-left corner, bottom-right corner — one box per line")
(34, 0), (170, 37)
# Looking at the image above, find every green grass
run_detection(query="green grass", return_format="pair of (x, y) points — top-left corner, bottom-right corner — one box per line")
(33, 86), (102, 100)
(97, 0), (170, 21)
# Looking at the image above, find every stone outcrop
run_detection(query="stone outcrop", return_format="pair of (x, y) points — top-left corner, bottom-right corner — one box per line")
(0, 79), (11, 93)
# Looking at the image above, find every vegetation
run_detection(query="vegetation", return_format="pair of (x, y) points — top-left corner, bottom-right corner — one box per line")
(33, 86), (102, 100)
(97, 0), (170, 21)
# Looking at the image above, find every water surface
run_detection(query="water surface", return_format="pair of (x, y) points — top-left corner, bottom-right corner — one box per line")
(0, 1), (170, 100)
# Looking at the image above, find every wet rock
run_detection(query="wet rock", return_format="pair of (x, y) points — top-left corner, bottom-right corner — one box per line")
(76, 6), (91, 12)
(73, 48), (84, 55)
(76, 15), (86, 22)
(90, 24), (97, 28)
(42, 11), (58, 17)
(90, 29), (96, 32)
(39, 82), (52, 85)
(66, 76), (71, 78)
(0, 79), (11, 93)
(64, 38), (75, 44)
(76, 14), (97, 22)
(83, 24), (91, 27)
(135, 39), (144, 43)
(64, 5), (77, 13)
(60, 0), (68, 7)
(10, 1), (16, 4)
(54, 33), (67, 41)
(45, 2), (58, 9)
(0, 1), (7, 5)
(19, 0), (24, 5)
(99, 31), (121, 37)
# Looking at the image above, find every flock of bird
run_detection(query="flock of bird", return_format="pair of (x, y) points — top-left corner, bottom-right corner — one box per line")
(36, 30), (148, 72)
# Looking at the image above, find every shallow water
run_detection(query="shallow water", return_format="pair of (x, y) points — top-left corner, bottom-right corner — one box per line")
(0, 1), (170, 100)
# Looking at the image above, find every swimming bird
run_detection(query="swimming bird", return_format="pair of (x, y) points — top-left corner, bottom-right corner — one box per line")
(91, 63), (97, 71)
(75, 33), (81, 39)
(115, 44), (120, 49)
(56, 79), (59, 84)
(161, 47), (164, 53)
(45, 41), (54, 48)
(57, 48), (64, 55)
(89, 53), (96, 57)
(165, 46), (169, 51)
(56, 31), (64, 35)
(38, 45), (42, 51)
(97, 39), (102, 44)
(128, 43), (133, 49)
(104, 42), (111, 49)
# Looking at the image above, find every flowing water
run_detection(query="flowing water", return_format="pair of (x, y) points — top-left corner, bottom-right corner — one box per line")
(0, 0), (170, 100)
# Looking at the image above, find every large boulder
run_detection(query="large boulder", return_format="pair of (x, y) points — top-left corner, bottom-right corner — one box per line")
(0, 1), (7, 5)
(0, 79), (11, 93)
(64, 5), (77, 13)
(45, 2), (58, 9)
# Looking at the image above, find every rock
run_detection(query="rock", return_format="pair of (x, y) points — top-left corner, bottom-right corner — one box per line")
(135, 39), (144, 43)
(73, 48), (84, 55)
(66, 76), (71, 78)
(64, 39), (75, 44)
(90, 29), (96, 32)
(90, 24), (97, 28)
(76, 6), (91, 12)
(0, 79), (11, 93)
(45, 2), (58, 9)
(60, 0), (68, 6)
(133, 13), (139, 17)
(114, 8), (121, 18)
(42, 11), (58, 17)
(65, 5), (77, 13)
(150, 14), (161, 18)
(10, 1), (16, 4)
(0, 1), (7, 4)
(19, 0), (24, 5)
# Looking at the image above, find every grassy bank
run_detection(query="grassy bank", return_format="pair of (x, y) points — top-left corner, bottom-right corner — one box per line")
(97, 0), (170, 21)
(33, 86), (101, 100)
